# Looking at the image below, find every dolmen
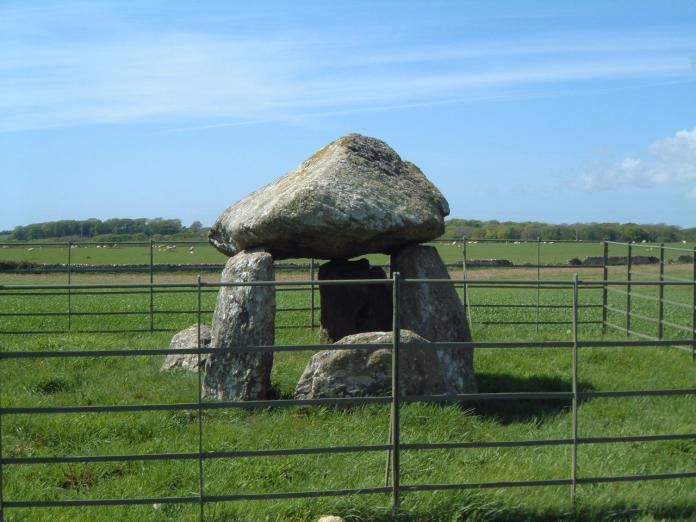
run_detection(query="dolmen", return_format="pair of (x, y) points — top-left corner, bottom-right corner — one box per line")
(163, 133), (476, 400)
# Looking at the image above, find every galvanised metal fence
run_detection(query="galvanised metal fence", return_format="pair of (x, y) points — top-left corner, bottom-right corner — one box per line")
(0, 274), (695, 518)
(0, 237), (658, 333)
(601, 241), (696, 360)
(0, 237), (603, 335)
(0, 239), (324, 333)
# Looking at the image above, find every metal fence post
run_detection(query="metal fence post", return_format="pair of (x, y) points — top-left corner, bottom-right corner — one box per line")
(67, 241), (72, 333)
(571, 274), (579, 506)
(692, 247), (695, 362)
(537, 237), (541, 332)
(391, 272), (401, 511)
(461, 236), (471, 327)
(0, 341), (4, 522)
(149, 240), (154, 333)
(197, 275), (205, 520)
(601, 241), (608, 335)
(626, 244), (632, 335)
(310, 258), (316, 329)
(658, 243), (665, 340)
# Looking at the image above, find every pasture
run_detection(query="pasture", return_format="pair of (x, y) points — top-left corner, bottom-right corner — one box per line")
(1, 240), (695, 268)
(0, 260), (694, 521)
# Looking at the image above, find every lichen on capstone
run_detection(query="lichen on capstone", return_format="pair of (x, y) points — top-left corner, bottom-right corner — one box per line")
(208, 133), (449, 260)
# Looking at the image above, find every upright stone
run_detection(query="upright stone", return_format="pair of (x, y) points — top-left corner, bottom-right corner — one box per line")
(391, 245), (476, 394)
(203, 250), (275, 400)
(318, 258), (392, 344)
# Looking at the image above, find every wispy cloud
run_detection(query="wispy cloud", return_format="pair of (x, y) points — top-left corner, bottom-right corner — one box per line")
(574, 128), (696, 198)
(1, 2), (695, 132)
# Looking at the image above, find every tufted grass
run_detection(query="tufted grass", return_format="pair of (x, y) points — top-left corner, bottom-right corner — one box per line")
(0, 267), (695, 521)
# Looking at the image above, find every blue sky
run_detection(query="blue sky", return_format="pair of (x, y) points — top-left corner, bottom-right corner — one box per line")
(1, 0), (695, 230)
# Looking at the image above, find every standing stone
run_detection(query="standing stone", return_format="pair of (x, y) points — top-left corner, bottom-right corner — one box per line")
(318, 258), (392, 344)
(160, 324), (212, 372)
(294, 330), (446, 399)
(203, 250), (275, 400)
(208, 133), (449, 260)
(391, 245), (476, 394)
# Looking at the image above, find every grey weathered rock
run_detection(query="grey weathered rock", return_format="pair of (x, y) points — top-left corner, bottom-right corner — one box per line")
(391, 245), (476, 394)
(319, 258), (392, 344)
(160, 324), (212, 372)
(580, 255), (659, 266)
(317, 517), (346, 522)
(209, 134), (449, 259)
(294, 330), (447, 399)
(203, 251), (275, 400)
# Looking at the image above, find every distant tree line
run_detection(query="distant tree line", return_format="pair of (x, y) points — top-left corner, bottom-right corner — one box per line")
(4, 217), (695, 243)
(7, 218), (205, 241)
(444, 219), (696, 243)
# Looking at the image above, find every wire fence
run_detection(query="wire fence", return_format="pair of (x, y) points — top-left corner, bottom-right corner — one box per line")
(0, 271), (695, 518)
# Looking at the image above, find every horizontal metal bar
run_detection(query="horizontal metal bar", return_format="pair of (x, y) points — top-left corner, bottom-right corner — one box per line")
(0, 307), (317, 318)
(1, 486), (392, 509)
(468, 284), (576, 290)
(478, 321), (601, 326)
(577, 471), (696, 485)
(660, 274), (694, 283)
(0, 289), (215, 297)
(607, 287), (659, 303)
(578, 433), (696, 444)
(661, 298), (695, 311)
(403, 391), (573, 402)
(0, 329), (167, 336)
(629, 269), (661, 279)
(604, 321), (649, 338)
(2, 496), (201, 509)
(577, 339), (696, 348)
(469, 303), (603, 309)
(660, 319), (694, 333)
(463, 238), (596, 243)
(400, 471), (696, 493)
(0, 279), (391, 291)
(4, 339), (694, 360)
(202, 486), (391, 502)
(466, 280), (693, 287)
(606, 241), (695, 253)
(1, 395), (393, 415)
(3, 444), (393, 466)
(578, 388), (696, 398)
(8, 433), (694, 467)
(402, 439), (571, 451)
(2, 278), (692, 292)
(401, 478), (572, 492)
(0, 343), (391, 360)
(606, 305), (659, 324)
(0, 310), (148, 318)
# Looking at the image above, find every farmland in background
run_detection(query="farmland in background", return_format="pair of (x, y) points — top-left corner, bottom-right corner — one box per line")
(1, 240), (694, 268)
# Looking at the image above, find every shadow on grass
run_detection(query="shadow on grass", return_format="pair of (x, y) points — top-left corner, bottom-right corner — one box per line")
(204, 498), (696, 522)
(270, 372), (595, 424)
(473, 372), (595, 424)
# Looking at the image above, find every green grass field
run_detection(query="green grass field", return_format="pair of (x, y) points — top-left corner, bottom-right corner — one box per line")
(1, 240), (694, 267)
(1, 263), (694, 521)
